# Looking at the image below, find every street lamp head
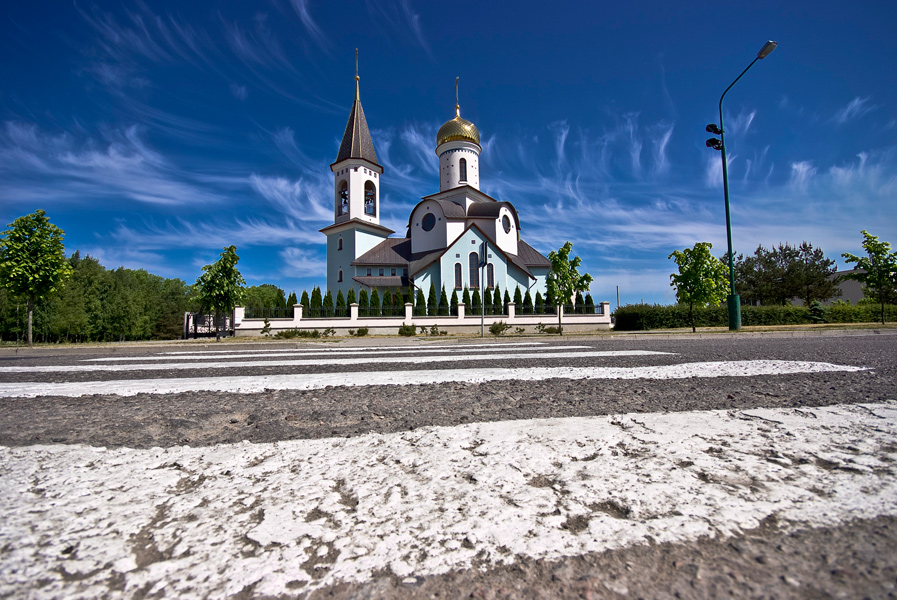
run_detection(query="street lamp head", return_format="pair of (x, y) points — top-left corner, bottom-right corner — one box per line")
(706, 138), (723, 151)
(706, 123), (722, 135)
(757, 41), (777, 59)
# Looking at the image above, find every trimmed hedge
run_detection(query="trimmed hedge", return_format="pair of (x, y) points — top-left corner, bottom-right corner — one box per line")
(612, 303), (896, 331)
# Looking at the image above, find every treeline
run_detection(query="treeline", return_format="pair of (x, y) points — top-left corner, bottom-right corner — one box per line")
(0, 252), (191, 343)
(733, 241), (841, 305)
(245, 283), (598, 318)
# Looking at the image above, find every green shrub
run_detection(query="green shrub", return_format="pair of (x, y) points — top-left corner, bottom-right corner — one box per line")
(354, 327), (369, 337)
(535, 322), (562, 335)
(489, 320), (512, 336)
(274, 328), (321, 339)
(398, 323), (416, 336)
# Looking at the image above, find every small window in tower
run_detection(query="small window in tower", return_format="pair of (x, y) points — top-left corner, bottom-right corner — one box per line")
(364, 181), (376, 216)
(338, 181), (349, 215)
(338, 270), (343, 283)
(338, 238), (343, 250)
(459, 158), (467, 182)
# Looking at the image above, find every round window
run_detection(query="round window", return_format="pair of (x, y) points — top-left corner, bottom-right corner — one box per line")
(422, 213), (437, 232)
(502, 215), (511, 234)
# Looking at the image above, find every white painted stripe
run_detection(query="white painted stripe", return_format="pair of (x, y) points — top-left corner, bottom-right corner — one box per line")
(0, 350), (671, 374)
(0, 360), (864, 398)
(1, 402), (894, 598)
(85, 344), (590, 362)
(161, 341), (546, 355)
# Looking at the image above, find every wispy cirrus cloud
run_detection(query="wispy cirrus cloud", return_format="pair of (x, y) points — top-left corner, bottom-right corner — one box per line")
(364, 0), (433, 59)
(0, 121), (226, 207)
(280, 246), (327, 277)
(834, 96), (878, 125)
(289, 0), (332, 55)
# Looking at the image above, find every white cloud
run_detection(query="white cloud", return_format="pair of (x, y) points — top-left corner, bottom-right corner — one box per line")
(230, 83), (248, 101)
(834, 96), (877, 125)
(789, 161), (817, 192)
(279, 246), (327, 277)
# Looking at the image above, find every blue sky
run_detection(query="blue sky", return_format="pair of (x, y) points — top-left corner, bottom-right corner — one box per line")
(2, 1), (895, 306)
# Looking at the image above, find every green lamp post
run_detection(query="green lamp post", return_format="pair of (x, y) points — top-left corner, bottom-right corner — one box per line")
(706, 40), (777, 331)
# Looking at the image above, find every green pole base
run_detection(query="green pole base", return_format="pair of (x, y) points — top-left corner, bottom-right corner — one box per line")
(727, 294), (742, 331)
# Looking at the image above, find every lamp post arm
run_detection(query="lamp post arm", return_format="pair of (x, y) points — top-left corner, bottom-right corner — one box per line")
(718, 55), (761, 299)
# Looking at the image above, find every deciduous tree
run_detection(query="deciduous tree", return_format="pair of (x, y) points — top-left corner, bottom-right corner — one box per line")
(0, 210), (73, 346)
(546, 241), (593, 334)
(669, 242), (729, 332)
(192, 245), (245, 341)
(842, 230), (897, 324)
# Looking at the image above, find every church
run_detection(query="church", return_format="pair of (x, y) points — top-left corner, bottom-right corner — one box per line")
(320, 75), (551, 303)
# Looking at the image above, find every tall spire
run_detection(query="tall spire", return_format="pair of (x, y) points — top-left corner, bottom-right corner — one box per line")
(335, 49), (379, 166)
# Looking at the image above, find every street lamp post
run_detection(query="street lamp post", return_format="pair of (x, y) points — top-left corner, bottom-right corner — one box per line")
(706, 40), (777, 331)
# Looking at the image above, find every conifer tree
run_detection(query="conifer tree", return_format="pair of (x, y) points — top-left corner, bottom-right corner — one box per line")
(427, 282), (438, 316)
(346, 288), (356, 307)
(287, 291), (297, 306)
(462, 286), (471, 307)
(369, 289), (381, 316)
(336, 290), (346, 317)
(358, 288), (369, 313)
(493, 284), (503, 315)
(523, 289), (533, 314)
(439, 285), (449, 316)
(575, 291), (585, 314)
(534, 291), (544, 314)
(323, 290), (334, 317)
(585, 293), (594, 313)
(450, 289), (459, 316)
(394, 289), (404, 315)
(415, 288), (426, 316)
(483, 288), (493, 315)
(310, 287), (322, 316)
(471, 288), (482, 314)
(300, 290), (310, 311)
(514, 286), (523, 307)
(503, 289), (511, 314)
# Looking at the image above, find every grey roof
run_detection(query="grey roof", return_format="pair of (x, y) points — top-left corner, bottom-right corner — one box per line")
(334, 80), (380, 166)
(351, 227), (550, 283)
(434, 199), (467, 219)
(517, 240), (552, 267)
(352, 276), (409, 288)
(467, 201), (521, 230)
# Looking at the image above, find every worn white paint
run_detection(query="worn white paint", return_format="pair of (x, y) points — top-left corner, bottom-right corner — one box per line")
(0, 360), (865, 398)
(2, 402), (895, 599)
(0, 350), (670, 374)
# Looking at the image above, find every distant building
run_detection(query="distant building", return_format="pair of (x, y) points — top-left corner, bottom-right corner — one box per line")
(320, 75), (551, 300)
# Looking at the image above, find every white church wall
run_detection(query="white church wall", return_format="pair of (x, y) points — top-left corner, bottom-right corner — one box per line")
(410, 200), (449, 254)
(438, 142), (480, 191)
(494, 206), (519, 255)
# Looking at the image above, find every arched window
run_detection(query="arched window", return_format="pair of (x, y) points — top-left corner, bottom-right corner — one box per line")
(459, 158), (467, 183)
(469, 252), (480, 289)
(337, 238), (343, 251)
(338, 269), (343, 283)
(364, 181), (376, 215)
(486, 263), (494, 289)
(338, 181), (349, 215)
(454, 263), (462, 289)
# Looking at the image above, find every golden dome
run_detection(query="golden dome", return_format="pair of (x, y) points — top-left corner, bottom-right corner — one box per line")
(436, 105), (480, 147)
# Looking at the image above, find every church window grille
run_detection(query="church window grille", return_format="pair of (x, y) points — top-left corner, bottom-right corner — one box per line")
(454, 263), (462, 290)
(459, 158), (467, 182)
(486, 264), (494, 289)
(364, 181), (376, 216)
(338, 181), (349, 215)
(469, 253), (480, 289)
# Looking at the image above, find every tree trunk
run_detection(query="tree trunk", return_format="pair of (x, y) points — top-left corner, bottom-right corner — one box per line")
(215, 309), (221, 342)
(689, 302), (696, 333)
(557, 303), (563, 336)
(26, 296), (34, 348)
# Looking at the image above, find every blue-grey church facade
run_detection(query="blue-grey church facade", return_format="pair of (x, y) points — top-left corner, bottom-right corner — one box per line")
(320, 76), (551, 302)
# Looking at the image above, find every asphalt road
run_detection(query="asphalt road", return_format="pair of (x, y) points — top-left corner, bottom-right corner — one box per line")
(1, 330), (896, 599)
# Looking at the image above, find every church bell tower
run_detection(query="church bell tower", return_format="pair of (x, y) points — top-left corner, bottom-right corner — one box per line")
(320, 57), (393, 298)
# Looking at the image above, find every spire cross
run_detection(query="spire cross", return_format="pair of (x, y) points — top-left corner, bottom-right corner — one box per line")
(355, 48), (359, 80)
(455, 76), (460, 116)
